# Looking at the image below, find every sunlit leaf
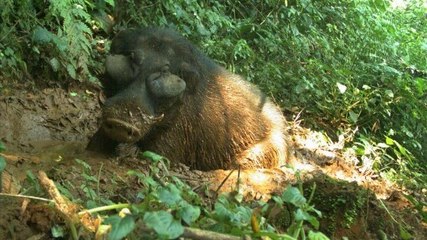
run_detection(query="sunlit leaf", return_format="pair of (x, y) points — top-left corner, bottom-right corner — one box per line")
(51, 225), (65, 238)
(385, 137), (394, 145)
(336, 82), (347, 94)
(282, 187), (306, 207)
(308, 230), (330, 240)
(385, 89), (394, 98)
(143, 211), (184, 239)
(104, 0), (114, 7)
(349, 111), (358, 123)
(142, 151), (165, 162)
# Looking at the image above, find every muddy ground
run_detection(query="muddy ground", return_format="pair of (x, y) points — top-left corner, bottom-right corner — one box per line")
(0, 83), (425, 239)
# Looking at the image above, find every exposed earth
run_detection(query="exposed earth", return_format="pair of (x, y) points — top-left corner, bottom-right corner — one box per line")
(0, 82), (425, 239)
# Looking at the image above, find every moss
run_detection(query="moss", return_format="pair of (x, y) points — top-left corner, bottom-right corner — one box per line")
(302, 174), (373, 237)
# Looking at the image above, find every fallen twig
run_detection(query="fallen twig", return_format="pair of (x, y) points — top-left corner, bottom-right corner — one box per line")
(0, 192), (53, 203)
(37, 170), (80, 239)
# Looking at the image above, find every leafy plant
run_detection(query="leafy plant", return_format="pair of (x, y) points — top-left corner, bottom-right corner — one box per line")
(1, 0), (114, 82)
(66, 152), (328, 239)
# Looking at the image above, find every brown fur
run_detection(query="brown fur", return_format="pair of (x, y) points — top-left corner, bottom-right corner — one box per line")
(138, 68), (289, 170)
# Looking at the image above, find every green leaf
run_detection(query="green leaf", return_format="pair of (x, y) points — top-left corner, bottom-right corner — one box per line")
(26, 170), (41, 193)
(233, 192), (244, 203)
(282, 187), (307, 207)
(127, 170), (146, 179)
(384, 89), (394, 98)
(377, 143), (389, 148)
(0, 142), (5, 152)
(308, 230), (330, 240)
(55, 183), (74, 199)
(0, 142), (6, 172)
(307, 206), (322, 217)
(271, 195), (284, 205)
(142, 151), (165, 162)
(104, 0), (115, 7)
(295, 209), (319, 229)
(51, 225), (65, 238)
(0, 156), (6, 172)
(231, 206), (252, 226)
(362, 85), (371, 90)
(399, 225), (412, 240)
(85, 200), (97, 209)
(75, 159), (91, 170)
(143, 211), (184, 239)
(385, 137), (394, 145)
(32, 27), (52, 43)
(158, 185), (182, 206)
(214, 198), (232, 221)
(105, 215), (135, 240)
(348, 111), (358, 123)
(49, 58), (60, 72)
(178, 204), (201, 225)
(66, 64), (77, 79)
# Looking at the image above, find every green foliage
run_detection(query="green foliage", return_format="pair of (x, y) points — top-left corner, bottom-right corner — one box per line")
(273, 185), (325, 239)
(25, 170), (42, 194)
(1, 0), (113, 82)
(80, 152), (327, 239)
(104, 215), (136, 240)
(143, 211), (183, 239)
(142, 151), (167, 163)
(71, 159), (114, 208)
(404, 195), (427, 223)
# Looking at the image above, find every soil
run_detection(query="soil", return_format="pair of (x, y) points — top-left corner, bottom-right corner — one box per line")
(0, 83), (425, 239)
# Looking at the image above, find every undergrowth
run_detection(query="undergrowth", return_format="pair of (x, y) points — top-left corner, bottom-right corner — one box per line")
(47, 152), (329, 239)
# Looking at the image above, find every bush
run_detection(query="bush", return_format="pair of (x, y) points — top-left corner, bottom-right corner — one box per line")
(0, 0), (114, 82)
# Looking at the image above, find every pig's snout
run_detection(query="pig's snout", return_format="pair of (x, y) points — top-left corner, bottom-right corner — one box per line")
(102, 118), (142, 143)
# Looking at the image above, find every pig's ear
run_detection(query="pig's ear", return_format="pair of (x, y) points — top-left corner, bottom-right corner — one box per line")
(179, 62), (200, 94)
(105, 54), (136, 84)
(102, 54), (138, 97)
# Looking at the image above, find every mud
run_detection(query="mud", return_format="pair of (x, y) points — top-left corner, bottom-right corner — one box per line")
(0, 86), (425, 239)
